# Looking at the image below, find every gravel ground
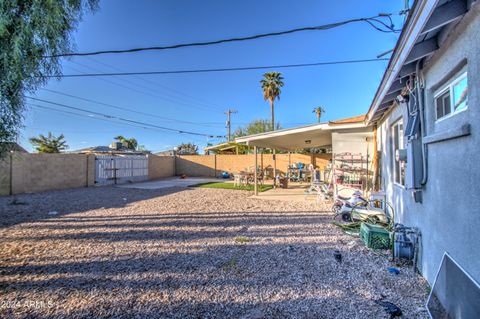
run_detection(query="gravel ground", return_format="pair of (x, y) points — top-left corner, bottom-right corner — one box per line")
(0, 186), (429, 319)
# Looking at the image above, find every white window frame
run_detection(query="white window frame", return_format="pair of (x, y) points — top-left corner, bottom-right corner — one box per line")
(391, 119), (405, 187)
(434, 71), (468, 122)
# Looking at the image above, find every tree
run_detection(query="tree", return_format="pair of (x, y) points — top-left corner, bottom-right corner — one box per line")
(0, 0), (98, 157)
(260, 72), (284, 131)
(233, 119), (282, 154)
(233, 119), (281, 137)
(312, 106), (326, 123)
(114, 135), (138, 150)
(177, 143), (198, 155)
(29, 132), (68, 153)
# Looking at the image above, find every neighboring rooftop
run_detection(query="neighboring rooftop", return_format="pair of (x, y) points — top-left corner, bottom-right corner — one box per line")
(154, 149), (176, 156)
(329, 114), (366, 125)
(204, 142), (247, 155)
(73, 142), (149, 155)
(0, 142), (28, 153)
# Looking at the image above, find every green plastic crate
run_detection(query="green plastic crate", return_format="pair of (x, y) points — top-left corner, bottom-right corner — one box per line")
(360, 223), (390, 249)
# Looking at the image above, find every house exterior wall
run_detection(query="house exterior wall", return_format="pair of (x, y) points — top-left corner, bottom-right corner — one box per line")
(378, 11), (480, 285)
(331, 131), (373, 155)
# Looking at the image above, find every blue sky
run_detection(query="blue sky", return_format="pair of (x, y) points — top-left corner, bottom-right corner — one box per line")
(22, 0), (406, 152)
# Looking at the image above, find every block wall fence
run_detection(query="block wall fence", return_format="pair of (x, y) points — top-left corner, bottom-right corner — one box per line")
(0, 153), (331, 195)
(176, 153), (332, 177)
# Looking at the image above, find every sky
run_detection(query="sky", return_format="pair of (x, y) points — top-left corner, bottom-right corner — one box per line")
(21, 0), (407, 153)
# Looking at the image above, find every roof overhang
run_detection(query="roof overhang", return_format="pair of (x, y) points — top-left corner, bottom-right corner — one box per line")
(235, 122), (371, 151)
(204, 142), (240, 153)
(366, 0), (469, 125)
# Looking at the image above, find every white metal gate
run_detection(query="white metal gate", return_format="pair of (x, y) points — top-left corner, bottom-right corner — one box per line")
(95, 155), (148, 185)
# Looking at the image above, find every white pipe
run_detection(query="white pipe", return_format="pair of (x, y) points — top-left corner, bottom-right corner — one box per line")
(254, 146), (258, 195)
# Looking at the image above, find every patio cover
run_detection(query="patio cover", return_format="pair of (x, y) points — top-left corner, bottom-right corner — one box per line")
(235, 116), (368, 151)
(234, 115), (370, 195)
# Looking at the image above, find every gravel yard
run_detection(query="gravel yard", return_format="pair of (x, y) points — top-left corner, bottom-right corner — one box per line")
(0, 186), (429, 318)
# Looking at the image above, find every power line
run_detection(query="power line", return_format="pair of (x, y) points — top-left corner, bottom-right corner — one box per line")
(46, 14), (399, 58)
(28, 103), (157, 131)
(25, 96), (226, 138)
(28, 104), (210, 146)
(40, 58), (389, 78)
(39, 88), (224, 127)
(64, 61), (224, 113)
(85, 56), (224, 109)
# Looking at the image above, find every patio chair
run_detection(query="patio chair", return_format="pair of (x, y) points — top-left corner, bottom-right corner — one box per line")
(263, 166), (274, 180)
(306, 169), (322, 194)
(233, 174), (242, 187)
(256, 169), (265, 185)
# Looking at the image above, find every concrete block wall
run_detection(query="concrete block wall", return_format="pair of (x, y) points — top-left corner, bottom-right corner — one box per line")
(0, 153), (95, 195)
(176, 153), (331, 177)
(176, 155), (216, 177)
(148, 155), (175, 179)
(0, 156), (11, 196)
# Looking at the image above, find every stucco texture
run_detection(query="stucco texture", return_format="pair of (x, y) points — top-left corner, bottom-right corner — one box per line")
(378, 7), (480, 285)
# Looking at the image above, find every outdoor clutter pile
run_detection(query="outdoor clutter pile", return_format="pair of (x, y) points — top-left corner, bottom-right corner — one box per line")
(331, 189), (421, 270)
(330, 189), (421, 318)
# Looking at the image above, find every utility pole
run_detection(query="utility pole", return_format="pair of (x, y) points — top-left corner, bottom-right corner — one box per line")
(225, 109), (238, 142)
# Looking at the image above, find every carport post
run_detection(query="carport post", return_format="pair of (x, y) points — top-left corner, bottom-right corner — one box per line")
(273, 149), (276, 187)
(254, 146), (258, 196)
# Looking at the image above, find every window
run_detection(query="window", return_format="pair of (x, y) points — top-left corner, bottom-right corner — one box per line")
(392, 120), (405, 186)
(435, 72), (468, 120)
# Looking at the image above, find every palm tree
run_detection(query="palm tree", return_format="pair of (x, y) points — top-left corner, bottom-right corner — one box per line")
(260, 72), (284, 131)
(312, 106), (326, 123)
(29, 132), (68, 153)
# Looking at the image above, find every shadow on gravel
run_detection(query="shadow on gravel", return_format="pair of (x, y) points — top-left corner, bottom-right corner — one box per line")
(0, 238), (417, 318)
(0, 186), (189, 229)
(0, 200), (428, 318)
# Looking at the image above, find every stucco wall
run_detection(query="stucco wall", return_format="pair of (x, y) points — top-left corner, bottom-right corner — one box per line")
(148, 155), (175, 179)
(378, 9), (480, 284)
(332, 131), (374, 155)
(0, 153), (95, 195)
(176, 153), (331, 177)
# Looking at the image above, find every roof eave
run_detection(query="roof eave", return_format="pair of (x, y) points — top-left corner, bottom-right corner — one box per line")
(366, 0), (439, 125)
(235, 122), (368, 145)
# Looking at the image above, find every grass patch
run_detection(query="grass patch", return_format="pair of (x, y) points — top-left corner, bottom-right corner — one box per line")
(234, 236), (253, 244)
(192, 182), (272, 192)
(222, 255), (239, 272)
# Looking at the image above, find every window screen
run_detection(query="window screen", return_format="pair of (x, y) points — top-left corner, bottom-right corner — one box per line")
(435, 72), (468, 121)
(435, 91), (450, 120)
(453, 76), (468, 111)
(427, 253), (480, 318)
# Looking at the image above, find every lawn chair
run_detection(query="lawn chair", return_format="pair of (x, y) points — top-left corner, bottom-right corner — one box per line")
(256, 169), (264, 185)
(306, 169), (322, 194)
(233, 174), (242, 187)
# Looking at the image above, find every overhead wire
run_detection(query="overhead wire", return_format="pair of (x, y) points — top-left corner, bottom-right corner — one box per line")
(39, 88), (225, 127)
(63, 60), (225, 113)
(45, 14), (400, 58)
(41, 58), (390, 78)
(28, 104), (210, 146)
(85, 56), (224, 109)
(25, 96), (226, 138)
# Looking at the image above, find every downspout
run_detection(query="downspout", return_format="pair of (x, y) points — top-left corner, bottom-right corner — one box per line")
(416, 59), (428, 185)
(372, 125), (379, 191)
